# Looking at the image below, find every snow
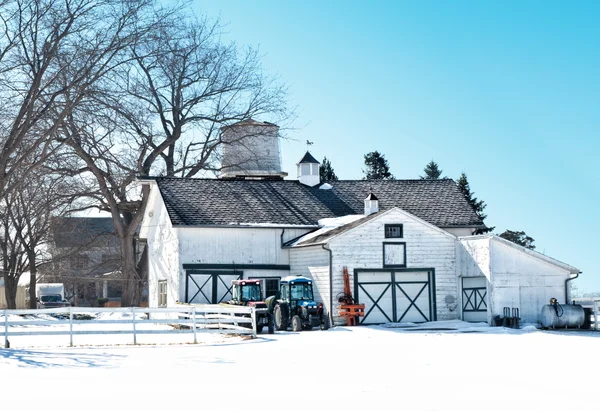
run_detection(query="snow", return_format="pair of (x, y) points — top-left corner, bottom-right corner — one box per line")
(2, 318), (599, 411)
(288, 214), (365, 246)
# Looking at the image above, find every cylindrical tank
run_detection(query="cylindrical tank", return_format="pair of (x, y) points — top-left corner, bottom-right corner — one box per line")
(540, 304), (585, 329)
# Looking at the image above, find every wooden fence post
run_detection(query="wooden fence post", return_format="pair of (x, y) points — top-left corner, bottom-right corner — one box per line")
(69, 306), (73, 347)
(192, 306), (197, 344)
(132, 307), (137, 345)
(4, 309), (8, 348)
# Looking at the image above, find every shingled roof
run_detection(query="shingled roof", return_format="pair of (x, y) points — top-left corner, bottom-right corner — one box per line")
(154, 178), (484, 228)
(51, 217), (118, 248)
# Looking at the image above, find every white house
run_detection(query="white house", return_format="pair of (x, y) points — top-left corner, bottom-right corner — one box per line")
(138, 119), (580, 326)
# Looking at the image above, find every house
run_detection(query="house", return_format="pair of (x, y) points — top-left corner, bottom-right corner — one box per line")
(46, 217), (122, 305)
(138, 119), (580, 326)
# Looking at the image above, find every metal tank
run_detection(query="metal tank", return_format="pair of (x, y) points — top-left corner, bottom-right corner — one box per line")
(540, 303), (585, 329)
(219, 119), (287, 179)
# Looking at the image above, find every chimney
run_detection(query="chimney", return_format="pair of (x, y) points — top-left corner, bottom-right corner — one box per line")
(364, 192), (379, 215)
(297, 151), (320, 187)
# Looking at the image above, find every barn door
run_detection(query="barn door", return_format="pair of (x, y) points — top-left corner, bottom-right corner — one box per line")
(355, 269), (435, 325)
(462, 277), (488, 322)
(186, 271), (242, 304)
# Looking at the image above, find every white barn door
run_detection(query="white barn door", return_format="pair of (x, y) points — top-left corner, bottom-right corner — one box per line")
(355, 269), (435, 325)
(462, 276), (488, 322)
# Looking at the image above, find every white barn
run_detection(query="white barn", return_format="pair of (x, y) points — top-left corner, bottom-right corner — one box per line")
(138, 120), (580, 326)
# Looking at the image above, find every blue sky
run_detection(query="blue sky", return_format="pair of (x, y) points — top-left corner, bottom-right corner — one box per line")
(192, 1), (599, 293)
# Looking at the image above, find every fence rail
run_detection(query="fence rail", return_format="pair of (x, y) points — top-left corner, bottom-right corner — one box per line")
(2, 305), (257, 348)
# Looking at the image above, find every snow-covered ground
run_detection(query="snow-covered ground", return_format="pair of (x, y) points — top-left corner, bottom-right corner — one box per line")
(2, 319), (599, 411)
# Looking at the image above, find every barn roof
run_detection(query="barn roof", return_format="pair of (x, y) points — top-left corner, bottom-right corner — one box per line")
(153, 177), (485, 229)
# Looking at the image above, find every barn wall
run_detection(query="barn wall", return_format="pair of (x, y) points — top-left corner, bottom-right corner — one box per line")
(444, 227), (475, 237)
(457, 237), (492, 323)
(145, 190), (179, 310)
(328, 208), (458, 325)
(490, 239), (572, 324)
(177, 227), (311, 302)
(289, 246), (330, 316)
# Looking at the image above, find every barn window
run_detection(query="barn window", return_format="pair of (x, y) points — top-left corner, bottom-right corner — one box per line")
(158, 280), (167, 307)
(249, 277), (280, 299)
(384, 224), (403, 238)
(383, 242), (406, 267)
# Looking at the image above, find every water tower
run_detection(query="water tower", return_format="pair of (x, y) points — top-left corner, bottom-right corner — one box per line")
(219, 119), (288, 180)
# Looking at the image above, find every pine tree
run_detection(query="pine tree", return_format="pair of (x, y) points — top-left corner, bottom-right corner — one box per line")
(457, 172), (494, 234)
(420, 160), (443, 179)
(363, 151), (394, 180)
(499, 230), (536, 250)
(320, 157), (338, 182)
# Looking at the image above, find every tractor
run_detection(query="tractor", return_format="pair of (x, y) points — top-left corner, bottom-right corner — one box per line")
(227, 279), (274, 334)
(265, 276), (330, 332)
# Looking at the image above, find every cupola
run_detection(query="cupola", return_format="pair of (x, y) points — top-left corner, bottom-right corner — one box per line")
(364, 192), (379, 215)
(297, 151), (320, 187)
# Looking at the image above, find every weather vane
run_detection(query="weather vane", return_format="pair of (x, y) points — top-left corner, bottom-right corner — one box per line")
(306, 140), (313, 151)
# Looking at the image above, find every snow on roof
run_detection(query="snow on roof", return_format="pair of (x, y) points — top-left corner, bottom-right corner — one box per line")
(285, 214), (365, 247)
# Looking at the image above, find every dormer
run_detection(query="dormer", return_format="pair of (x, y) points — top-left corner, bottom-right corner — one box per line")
(364, 192), (379, 215)
(297, 151), (320, 187)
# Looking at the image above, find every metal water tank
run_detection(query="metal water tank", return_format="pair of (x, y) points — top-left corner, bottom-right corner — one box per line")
(540, 304), (585, 329)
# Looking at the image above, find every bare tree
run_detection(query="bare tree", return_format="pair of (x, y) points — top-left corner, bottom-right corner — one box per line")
(61, 11), (290, 306)
(0, 0), (162, 199)
(0, 166), (80, 308)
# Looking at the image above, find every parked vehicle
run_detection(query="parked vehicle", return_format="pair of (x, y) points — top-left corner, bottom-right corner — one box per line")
(36, 283), (70, 309)
(266, 276), (329, 331)
(225, 279), (274, 334)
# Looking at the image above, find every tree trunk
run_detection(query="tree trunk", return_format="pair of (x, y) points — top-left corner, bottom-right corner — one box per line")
(4, 274), (17, 309)
(119, 233), (142, 307)
(29, 253), (37, 309)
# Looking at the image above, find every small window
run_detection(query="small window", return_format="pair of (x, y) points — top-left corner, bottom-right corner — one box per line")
(383, 242), (406, 267)
(265, 278), (280, 298)
(385, 224), (403, 238)
(158, 280), (167, 307)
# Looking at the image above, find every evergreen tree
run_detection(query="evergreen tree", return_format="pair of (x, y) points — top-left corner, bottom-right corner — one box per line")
(420, 160), (443, 179)
(499, 230), (536, 250)
(363, 151), (394, 180)
(457, 172), (494, 234)
(320, 157), (338, 181)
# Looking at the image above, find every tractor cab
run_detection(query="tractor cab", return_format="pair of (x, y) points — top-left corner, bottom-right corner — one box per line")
(267, 276), (329, 331)
(283, 278), (318, 310)
(230, 279), (262, 305)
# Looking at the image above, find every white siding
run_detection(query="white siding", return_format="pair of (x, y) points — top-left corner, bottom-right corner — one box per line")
(490, 239), (571, 324)
(289, 246), (331, 314)
(328, 208), (458, 325)
(457, 238), (492, 323)
(444, 227), (475, 237)
(145, 190), (179, 310)
(177, 227), (311, 303)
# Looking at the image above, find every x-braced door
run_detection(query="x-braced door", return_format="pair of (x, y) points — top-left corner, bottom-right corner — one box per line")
(462, 276), (488, 322)
(185, 270), (242, 304)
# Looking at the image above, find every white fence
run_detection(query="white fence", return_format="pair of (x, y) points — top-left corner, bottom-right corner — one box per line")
(2, 305), (257, 348)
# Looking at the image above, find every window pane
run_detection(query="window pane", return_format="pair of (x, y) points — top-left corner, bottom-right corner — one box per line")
(385, 224), (403, 238)
(384, 243), (406, 266)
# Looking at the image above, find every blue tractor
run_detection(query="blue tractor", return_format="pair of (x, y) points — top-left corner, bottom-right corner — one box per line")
(265, 276), (330, 332)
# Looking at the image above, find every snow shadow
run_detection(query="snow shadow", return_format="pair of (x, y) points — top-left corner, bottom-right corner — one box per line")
(0, 348), (125, 368)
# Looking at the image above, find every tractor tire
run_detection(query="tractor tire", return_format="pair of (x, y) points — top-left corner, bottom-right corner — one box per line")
(320, 315), (330, 330)
(274, 305), (288, 331)
(292, 315), (303, 332)
(267, 313), (275, 334)
(256, 325), (264, 334)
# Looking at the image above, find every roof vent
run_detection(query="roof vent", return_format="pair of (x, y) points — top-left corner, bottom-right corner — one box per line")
(364, 192), (379, 215)
(297, 151), (320, 187)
